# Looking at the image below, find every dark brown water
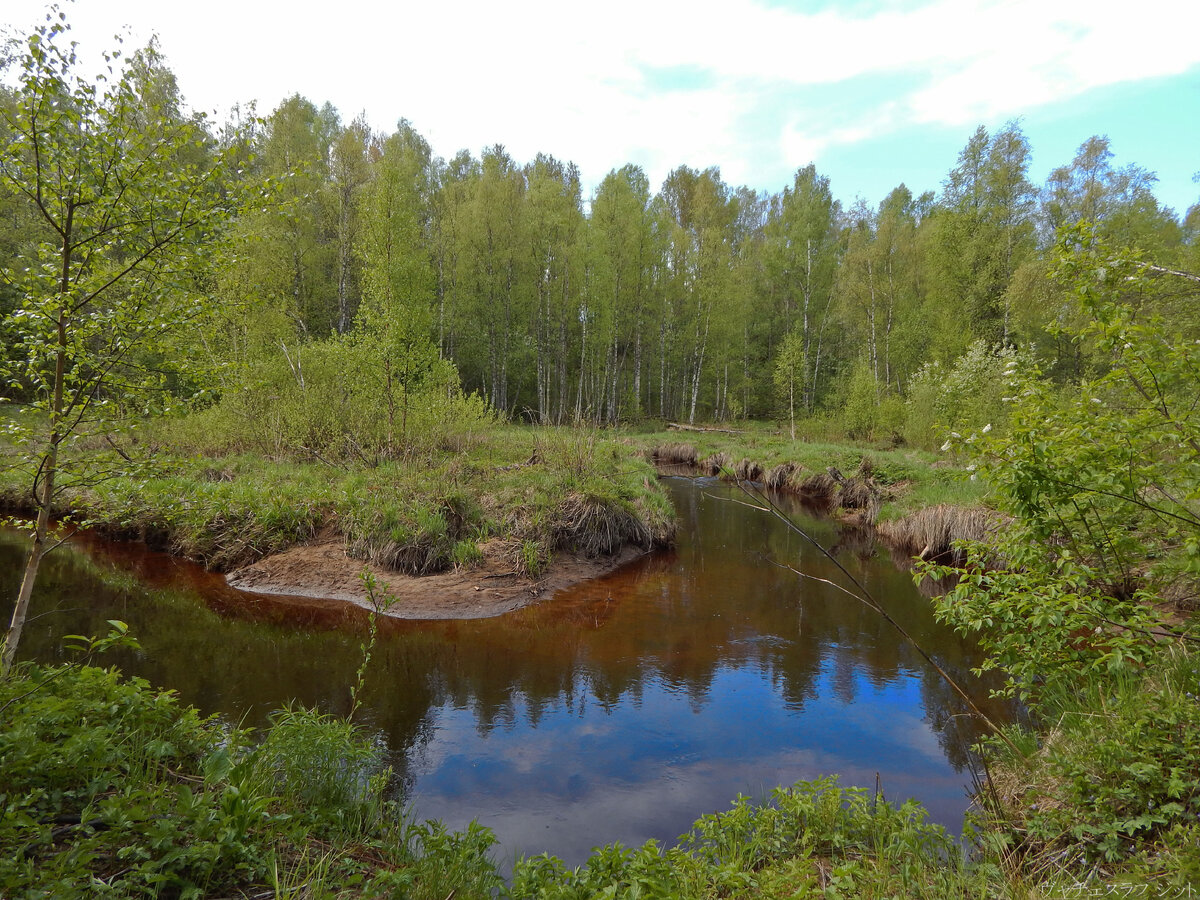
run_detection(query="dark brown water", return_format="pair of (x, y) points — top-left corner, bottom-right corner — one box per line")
(1, 477), (1011, 865)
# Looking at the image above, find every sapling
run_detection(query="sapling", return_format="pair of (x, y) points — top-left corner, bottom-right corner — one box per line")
(349, 569), (397, 721)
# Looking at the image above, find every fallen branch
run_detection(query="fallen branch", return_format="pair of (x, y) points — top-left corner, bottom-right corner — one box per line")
(667, 422), (744, 434)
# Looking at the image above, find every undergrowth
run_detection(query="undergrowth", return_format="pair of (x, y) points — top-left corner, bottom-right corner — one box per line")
(0, 422), (675, 575)
(979, 647), (1200, 889)
(0, 663), (501, 900)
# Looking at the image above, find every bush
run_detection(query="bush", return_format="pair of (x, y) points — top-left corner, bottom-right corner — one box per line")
(904, 340), (1028, 449)
(984, 649), (1200, 874)
(0, 664), (503, 899)
(0, 664), (266, 898)
(194, 334), (496, 462)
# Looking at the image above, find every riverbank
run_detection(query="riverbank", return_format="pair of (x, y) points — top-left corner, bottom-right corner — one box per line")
(0, 422), (676, 615)
(2, 415), (991, 615)
(631, 421), (986, 513)
(630, 423), (995, 560)
(226, 534), (649, 618)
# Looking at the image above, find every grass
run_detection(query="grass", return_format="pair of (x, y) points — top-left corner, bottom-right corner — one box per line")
(977, 646), (1200, 888)
(0, 416), (675, 575)
(2, 402), (986, 578)
(628, 421), (987, 521)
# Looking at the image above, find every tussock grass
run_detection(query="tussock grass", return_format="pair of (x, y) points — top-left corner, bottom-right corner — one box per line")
(651, 442), (699, 466)
(733, 457), (764, 482)
(879, 504), (1004, 561)
(795, 472), (839, 510)
(554, 491), (659, 557)
(764, 461), (795, 490)
(701, 450), (731, 476)
(839, 475), (882, 523)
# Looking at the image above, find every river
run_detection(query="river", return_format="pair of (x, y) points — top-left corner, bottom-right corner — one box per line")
(0, 476), (1012, 867)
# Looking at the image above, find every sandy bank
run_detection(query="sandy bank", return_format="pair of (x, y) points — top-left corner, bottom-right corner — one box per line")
(226, 536), (648, 619)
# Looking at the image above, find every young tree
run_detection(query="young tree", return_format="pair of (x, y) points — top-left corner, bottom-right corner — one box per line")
(0, 14), (238, 674)
(356, 123), (440, 451)
(761, 165), (840, 413)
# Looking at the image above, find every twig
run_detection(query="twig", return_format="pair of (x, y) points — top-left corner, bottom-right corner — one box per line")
(718, 475), (1026, 757)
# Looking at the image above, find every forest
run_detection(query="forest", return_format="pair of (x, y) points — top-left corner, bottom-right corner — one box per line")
(3, 12), (1200, 899)
(2, 34), (1196, 450)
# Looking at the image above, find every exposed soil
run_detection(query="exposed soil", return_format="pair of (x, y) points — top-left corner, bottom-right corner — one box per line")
(226, 535), (648, 620)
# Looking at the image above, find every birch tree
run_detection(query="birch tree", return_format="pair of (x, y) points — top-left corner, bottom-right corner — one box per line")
(1, 16), (239, 674)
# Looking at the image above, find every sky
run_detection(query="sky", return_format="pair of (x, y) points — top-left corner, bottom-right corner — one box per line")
(4, 0), (1199, 216)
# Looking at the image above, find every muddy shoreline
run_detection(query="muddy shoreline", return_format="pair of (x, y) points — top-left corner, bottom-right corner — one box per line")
(226, 536), (652, 620)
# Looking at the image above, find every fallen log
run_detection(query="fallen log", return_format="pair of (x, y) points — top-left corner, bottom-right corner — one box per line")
(666, 422), (745, 434)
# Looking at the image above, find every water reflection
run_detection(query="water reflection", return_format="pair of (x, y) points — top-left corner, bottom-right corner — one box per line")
(1, 477), (1013, 866)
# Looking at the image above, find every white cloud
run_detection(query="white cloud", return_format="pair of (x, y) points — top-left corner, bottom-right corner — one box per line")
(4, 0), (1198, 194)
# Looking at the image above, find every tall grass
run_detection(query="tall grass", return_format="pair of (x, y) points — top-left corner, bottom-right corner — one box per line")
(0, 421), (675, 576)
(978, 647), (1200, 887)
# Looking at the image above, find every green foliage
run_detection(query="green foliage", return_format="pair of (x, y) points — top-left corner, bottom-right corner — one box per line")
(0, 664), (503, 899)
(252, 705), (388, 835)
(838, 364), (882, 441)
(0, 664), (261, 897)
(925, 227), (1197, 701)
(199, 333), (495, 463)
(904, 340), (1027, 448)
(510, 777), (984, 899)
(0, 11), (254, 673)
(350, 572), (398, 719)
(923, 553), (1166, 701)
(983, 649), (1200, 875)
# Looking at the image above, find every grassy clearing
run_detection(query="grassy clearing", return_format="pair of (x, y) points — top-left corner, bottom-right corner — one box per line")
(0, 415), (674, 574)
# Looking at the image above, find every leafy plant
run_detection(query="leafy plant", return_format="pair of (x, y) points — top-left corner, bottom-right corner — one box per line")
(925, 226), (1197, 702)
(981, 649), (1200, 873)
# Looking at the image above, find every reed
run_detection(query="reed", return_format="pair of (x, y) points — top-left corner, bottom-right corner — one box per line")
(650, 442), (698, 466)
(878, 504), (1003, 560)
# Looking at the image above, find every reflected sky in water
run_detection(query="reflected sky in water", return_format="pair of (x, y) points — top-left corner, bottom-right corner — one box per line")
(1, 477), (1013, 867)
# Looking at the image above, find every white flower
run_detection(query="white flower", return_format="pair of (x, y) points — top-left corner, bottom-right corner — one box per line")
(950, 431), (962, 439)
(966, 464), (977, 472)
(982, 423), (992, 434)
(1092, 398), (1103, 404)
(940, 440), (952, 452)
